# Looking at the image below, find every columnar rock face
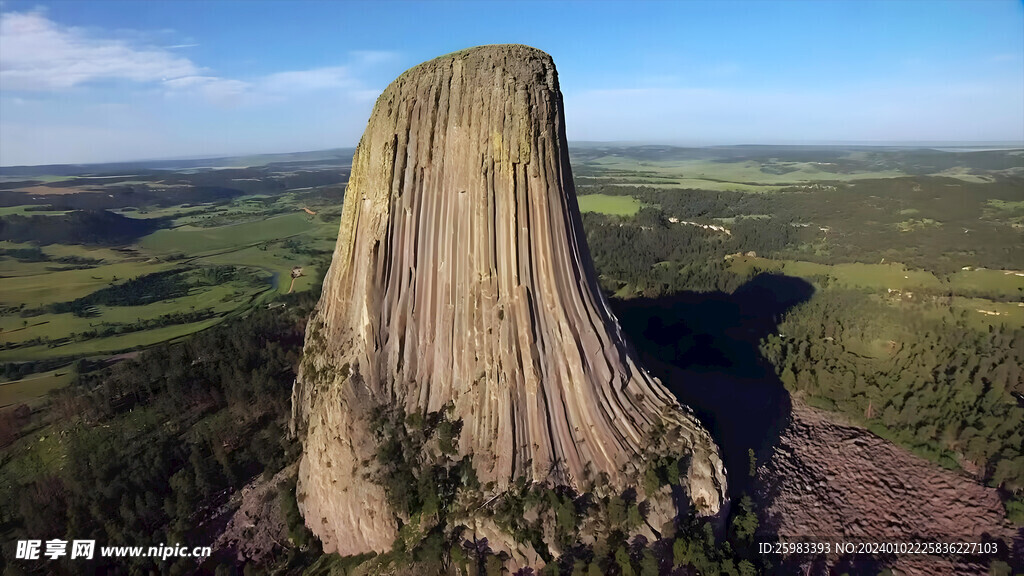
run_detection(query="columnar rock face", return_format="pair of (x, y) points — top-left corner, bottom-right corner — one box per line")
(291, 44), (727, 555)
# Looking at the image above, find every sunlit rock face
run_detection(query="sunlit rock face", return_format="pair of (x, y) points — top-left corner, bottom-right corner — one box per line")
(290, 44), (727, 556)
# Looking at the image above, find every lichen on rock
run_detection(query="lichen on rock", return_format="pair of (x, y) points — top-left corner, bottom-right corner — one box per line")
(290, 44), (727, 562)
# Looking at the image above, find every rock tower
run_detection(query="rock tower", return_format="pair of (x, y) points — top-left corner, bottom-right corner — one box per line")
(291, 44), (726, 556)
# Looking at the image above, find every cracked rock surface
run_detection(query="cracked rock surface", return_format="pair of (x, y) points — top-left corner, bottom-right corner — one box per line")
(758, 399), (1022, 575)
(290, 44), (726, 556)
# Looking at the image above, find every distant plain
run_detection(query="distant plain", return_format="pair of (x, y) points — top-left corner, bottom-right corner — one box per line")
(1, 144), (1021, 409)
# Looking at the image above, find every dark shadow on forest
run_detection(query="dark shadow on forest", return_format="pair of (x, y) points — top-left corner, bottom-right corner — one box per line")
(610, 273), (815, 500)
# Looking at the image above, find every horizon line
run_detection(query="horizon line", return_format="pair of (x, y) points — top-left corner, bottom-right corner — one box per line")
(2, 140), (1024, 169)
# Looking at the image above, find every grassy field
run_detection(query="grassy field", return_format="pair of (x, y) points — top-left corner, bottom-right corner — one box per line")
(196, 245), (328, 294)
(4, 145), (1017, 409)
(0, 317), (225, 362)
(1, 196), (335, 379)
(950, 298), (1024, 330)
(642, 179), (786, 193)
(0, 260), (176, 306)
(0, 206), (73, 216)
(729, 256), (1024, 300)
(579, 157), (907, 189)
(138, 212), (321, 255)
(577, 194), (644, 216)
(0, 158), (351, 410)
(0, 260), (57, 278)
(0, 368), (75, 410)
(153, 197), (298, 226)
(115, 204), (212, 220)
(890, 295), (1024, 331)
(34, 243), (131, 262)
(727, 256), (945, 291)
(726, 256), (1024, 330)
(0, 243), (152, 280)
(949, 268), (1024, 298)
(984, 198), (1024, 214)
(0, 282), (261, 344)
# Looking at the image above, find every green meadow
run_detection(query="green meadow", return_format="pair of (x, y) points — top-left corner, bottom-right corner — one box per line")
(949, 298), (1024, 330)
(0, 260), (177, 306)
(138, 212), (321, 255)
(721, 257), (1024, 330)
(0, 317), (225, 362)
(196, 244), (330, 294)
(576, 193), (644, 216)
(0, 206), (72, 216)
(727, 256), (945, 291)
(1, 188), (341, 392)
(948, 268), (1024, 298)
(580, 157), (907, 189)
(0, 282), (260, 344)
(0, 368), (75, 409)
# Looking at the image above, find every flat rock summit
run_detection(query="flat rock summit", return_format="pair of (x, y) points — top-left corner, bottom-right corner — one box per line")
(290, 44), (727, 558)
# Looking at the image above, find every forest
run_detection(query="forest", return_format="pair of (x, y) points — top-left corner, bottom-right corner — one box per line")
(1, 146), (1021, 575)
(0, 281), (768, 576)
(0, 291), (314, 574)
(0, 211), (168, 246)
(583, 176), (1024, 275)
(762, 291), (1024, 507)
(577, 178), (1024, 531)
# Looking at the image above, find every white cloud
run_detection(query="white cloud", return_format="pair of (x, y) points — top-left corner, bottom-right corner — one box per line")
(259, 66), (355, 93)
(250, 52), (395, 98)
(158, 66), (380, 108)
(0, 10), (199, 90)
(0, 8), (393, 165)
(0, 9), (389, 109)
(162, 75), (251, 106)
(349, 50), (399, 66)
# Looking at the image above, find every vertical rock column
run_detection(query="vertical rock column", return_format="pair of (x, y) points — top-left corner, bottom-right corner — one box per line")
(291, 44), (727, 555)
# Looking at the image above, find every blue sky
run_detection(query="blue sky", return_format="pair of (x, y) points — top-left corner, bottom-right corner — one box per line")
(0, 0), (1021, 166)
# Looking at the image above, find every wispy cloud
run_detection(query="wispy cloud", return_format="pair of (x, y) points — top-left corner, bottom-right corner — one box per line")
(0, 7), (397, 164)
(162, 75), (251, 106)
(260, 66), (356, 93)
(349, 50), (399, 66)
(160, 66), (383, 107)
(0, 10), (198, 90)
(0, 9), (388, 106)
